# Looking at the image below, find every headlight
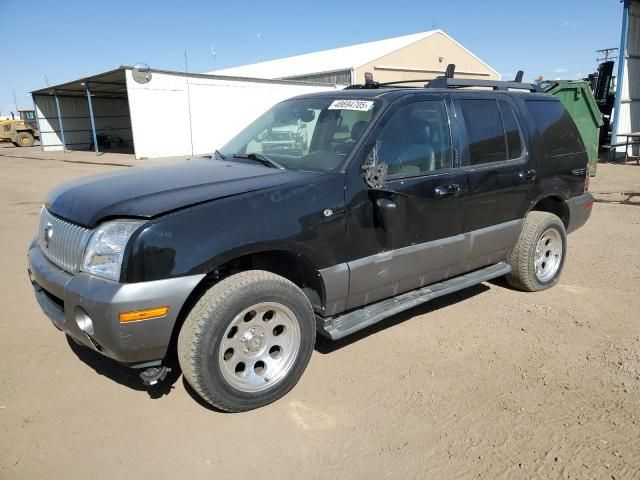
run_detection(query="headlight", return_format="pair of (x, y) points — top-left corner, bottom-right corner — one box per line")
(82, 220), (145, 281)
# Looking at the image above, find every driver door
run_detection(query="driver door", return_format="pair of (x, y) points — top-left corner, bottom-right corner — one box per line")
(344, 95), (468, 309)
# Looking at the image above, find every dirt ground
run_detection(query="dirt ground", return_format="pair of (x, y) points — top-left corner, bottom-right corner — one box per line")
(1, 145), (639, 480)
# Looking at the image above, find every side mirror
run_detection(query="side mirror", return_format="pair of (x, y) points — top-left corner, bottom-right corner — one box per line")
(362, 163), (388, 189)
(375, 197), (397, 231)
(361, 142), (387, 189)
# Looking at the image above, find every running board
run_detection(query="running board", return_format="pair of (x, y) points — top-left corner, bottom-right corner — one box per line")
(317, 262), (511, 340)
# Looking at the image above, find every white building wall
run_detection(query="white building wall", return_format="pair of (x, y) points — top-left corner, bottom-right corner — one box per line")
(125, 70), (338, 159)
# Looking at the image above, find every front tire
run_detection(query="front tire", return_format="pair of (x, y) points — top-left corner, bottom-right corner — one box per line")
(178, 270), (316, 412)
(506, 211), (567, 292)
(16, 131), (35, 147)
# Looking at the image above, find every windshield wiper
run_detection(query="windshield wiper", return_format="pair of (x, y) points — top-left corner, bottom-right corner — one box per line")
(204, 150), (226, 160)
(232, 153), (284, 169)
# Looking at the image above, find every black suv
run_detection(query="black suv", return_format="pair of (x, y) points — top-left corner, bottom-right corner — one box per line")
(28, 75), (593, 412)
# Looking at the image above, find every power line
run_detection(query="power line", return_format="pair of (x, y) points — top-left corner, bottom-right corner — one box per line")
(596, 47), (618, 63)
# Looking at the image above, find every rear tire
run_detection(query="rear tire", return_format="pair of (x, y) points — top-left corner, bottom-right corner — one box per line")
(178, 270), (315, 412)
(506, 211), (567, 292)
(16, 131), (35, 147)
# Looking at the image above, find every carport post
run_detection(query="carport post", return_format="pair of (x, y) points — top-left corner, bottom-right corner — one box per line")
(85, 85), (99, 154)
(53, 91), (67, 152)
(32, 96), (44, 152)
(611, 0), (630, 150)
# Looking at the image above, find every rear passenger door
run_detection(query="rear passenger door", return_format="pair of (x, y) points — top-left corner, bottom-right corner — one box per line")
(454, 94), (535, 269)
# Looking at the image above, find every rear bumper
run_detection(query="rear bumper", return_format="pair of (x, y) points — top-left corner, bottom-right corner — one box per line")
(28, 239), (204, 366)
(565, 193), (593, 234)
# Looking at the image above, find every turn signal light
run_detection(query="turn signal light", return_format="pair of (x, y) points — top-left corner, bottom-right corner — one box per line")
(119, 306), (169, 323)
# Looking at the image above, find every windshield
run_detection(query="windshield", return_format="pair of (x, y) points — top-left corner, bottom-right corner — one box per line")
(220, 97), (382, 171)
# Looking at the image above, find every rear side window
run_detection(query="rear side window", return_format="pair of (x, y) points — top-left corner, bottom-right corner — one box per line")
(459, 99), (507, 165)
(498, 100), (523, 159)
(525, 100), (585, 157)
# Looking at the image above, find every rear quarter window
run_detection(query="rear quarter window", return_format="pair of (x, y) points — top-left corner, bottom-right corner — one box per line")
(525, 100), (585, 157)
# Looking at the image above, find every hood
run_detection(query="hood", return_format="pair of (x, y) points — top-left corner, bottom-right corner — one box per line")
(46, 157), (316, 227)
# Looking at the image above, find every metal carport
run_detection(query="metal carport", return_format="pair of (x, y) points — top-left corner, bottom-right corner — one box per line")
(32, 68), (133, 154)
(32, 67), (338, 159)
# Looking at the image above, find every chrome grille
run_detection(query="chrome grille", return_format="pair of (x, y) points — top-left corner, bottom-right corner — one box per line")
(38, 208), (92, 273)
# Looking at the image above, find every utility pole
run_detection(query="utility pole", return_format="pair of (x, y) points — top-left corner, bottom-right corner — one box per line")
(596, 47), (619, 63)
(12, 89), (18, 114)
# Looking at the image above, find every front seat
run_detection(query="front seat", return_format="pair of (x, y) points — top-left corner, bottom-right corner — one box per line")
(397, 124), (435, 174)
(334, 121), (370, 156)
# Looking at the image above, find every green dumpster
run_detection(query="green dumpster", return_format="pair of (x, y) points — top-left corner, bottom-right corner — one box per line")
(543, 80), (604, 176)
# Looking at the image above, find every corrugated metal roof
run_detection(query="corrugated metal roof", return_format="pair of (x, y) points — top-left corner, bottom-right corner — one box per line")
(208, 30), (441, 79)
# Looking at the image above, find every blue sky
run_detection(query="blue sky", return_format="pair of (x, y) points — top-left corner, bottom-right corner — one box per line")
(0, 0), (623, 116)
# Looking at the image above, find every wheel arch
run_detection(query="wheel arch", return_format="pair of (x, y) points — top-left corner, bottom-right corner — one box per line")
(528, 194), (570, 229)
(166, 248), (327, 362)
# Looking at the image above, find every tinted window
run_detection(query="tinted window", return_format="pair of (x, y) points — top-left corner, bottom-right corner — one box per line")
(498, 100), (523, 159)
(525, 100), (585, 157)
(460, 99), (507, 165)
(377, 100), (453, 177)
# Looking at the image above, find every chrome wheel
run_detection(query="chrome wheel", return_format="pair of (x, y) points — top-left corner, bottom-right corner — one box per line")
(534, 228), (563, 282)
(219, 302), (301, 393)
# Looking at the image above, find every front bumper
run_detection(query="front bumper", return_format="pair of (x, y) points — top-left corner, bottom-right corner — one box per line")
(566, 193), (594, 234)
(28, 239), (204, 366)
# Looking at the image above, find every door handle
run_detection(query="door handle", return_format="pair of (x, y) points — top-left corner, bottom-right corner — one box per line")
(434, 184), (461, 199)
(518, 169), (537, 182)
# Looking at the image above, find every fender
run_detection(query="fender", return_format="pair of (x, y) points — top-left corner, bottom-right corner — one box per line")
(122, 173), (347, 284)
(525, 176), (572, 213)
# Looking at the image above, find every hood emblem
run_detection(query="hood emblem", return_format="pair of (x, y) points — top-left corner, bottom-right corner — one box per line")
(43, 223), (53, 249)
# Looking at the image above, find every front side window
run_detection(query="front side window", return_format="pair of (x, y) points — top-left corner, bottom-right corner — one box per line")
(459, 99), (507, 165)
(376, 100), (453, 177)
(525, 100), (585, 157)
(220, 98), (381, 172)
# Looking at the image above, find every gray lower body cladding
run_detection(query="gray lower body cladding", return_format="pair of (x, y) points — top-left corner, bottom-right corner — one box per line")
(28, 239), (204, 365)
(320, 219), (523, 315)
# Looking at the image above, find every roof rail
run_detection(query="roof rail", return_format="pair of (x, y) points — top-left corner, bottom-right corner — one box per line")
(425, 77), (542, 92)
(426, 64), (541, 92)
(345, 66), (542, 93)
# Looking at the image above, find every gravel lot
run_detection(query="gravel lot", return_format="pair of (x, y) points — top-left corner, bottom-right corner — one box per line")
(1, 146), (639, 480)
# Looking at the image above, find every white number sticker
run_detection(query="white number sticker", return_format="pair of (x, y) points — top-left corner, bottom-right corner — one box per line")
(328, 99), (374, 112)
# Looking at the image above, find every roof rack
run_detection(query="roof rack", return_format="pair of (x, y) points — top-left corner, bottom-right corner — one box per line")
(346, 65), (542, 93)
(426, 65), (540, 92)
(425, 77), (541, 92)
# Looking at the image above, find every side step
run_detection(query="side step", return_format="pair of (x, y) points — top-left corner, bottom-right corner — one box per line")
(317, 262), (511, 340)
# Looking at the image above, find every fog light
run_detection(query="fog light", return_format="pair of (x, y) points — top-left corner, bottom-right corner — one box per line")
(119, 306), (169, 323)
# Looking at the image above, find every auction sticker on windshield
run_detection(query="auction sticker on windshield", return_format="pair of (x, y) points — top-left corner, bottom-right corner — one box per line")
(328, 100), (375, 112)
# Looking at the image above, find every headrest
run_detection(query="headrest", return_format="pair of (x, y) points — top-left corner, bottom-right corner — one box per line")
(406, 122), (431, 143)
(351, 121), (368, 140)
